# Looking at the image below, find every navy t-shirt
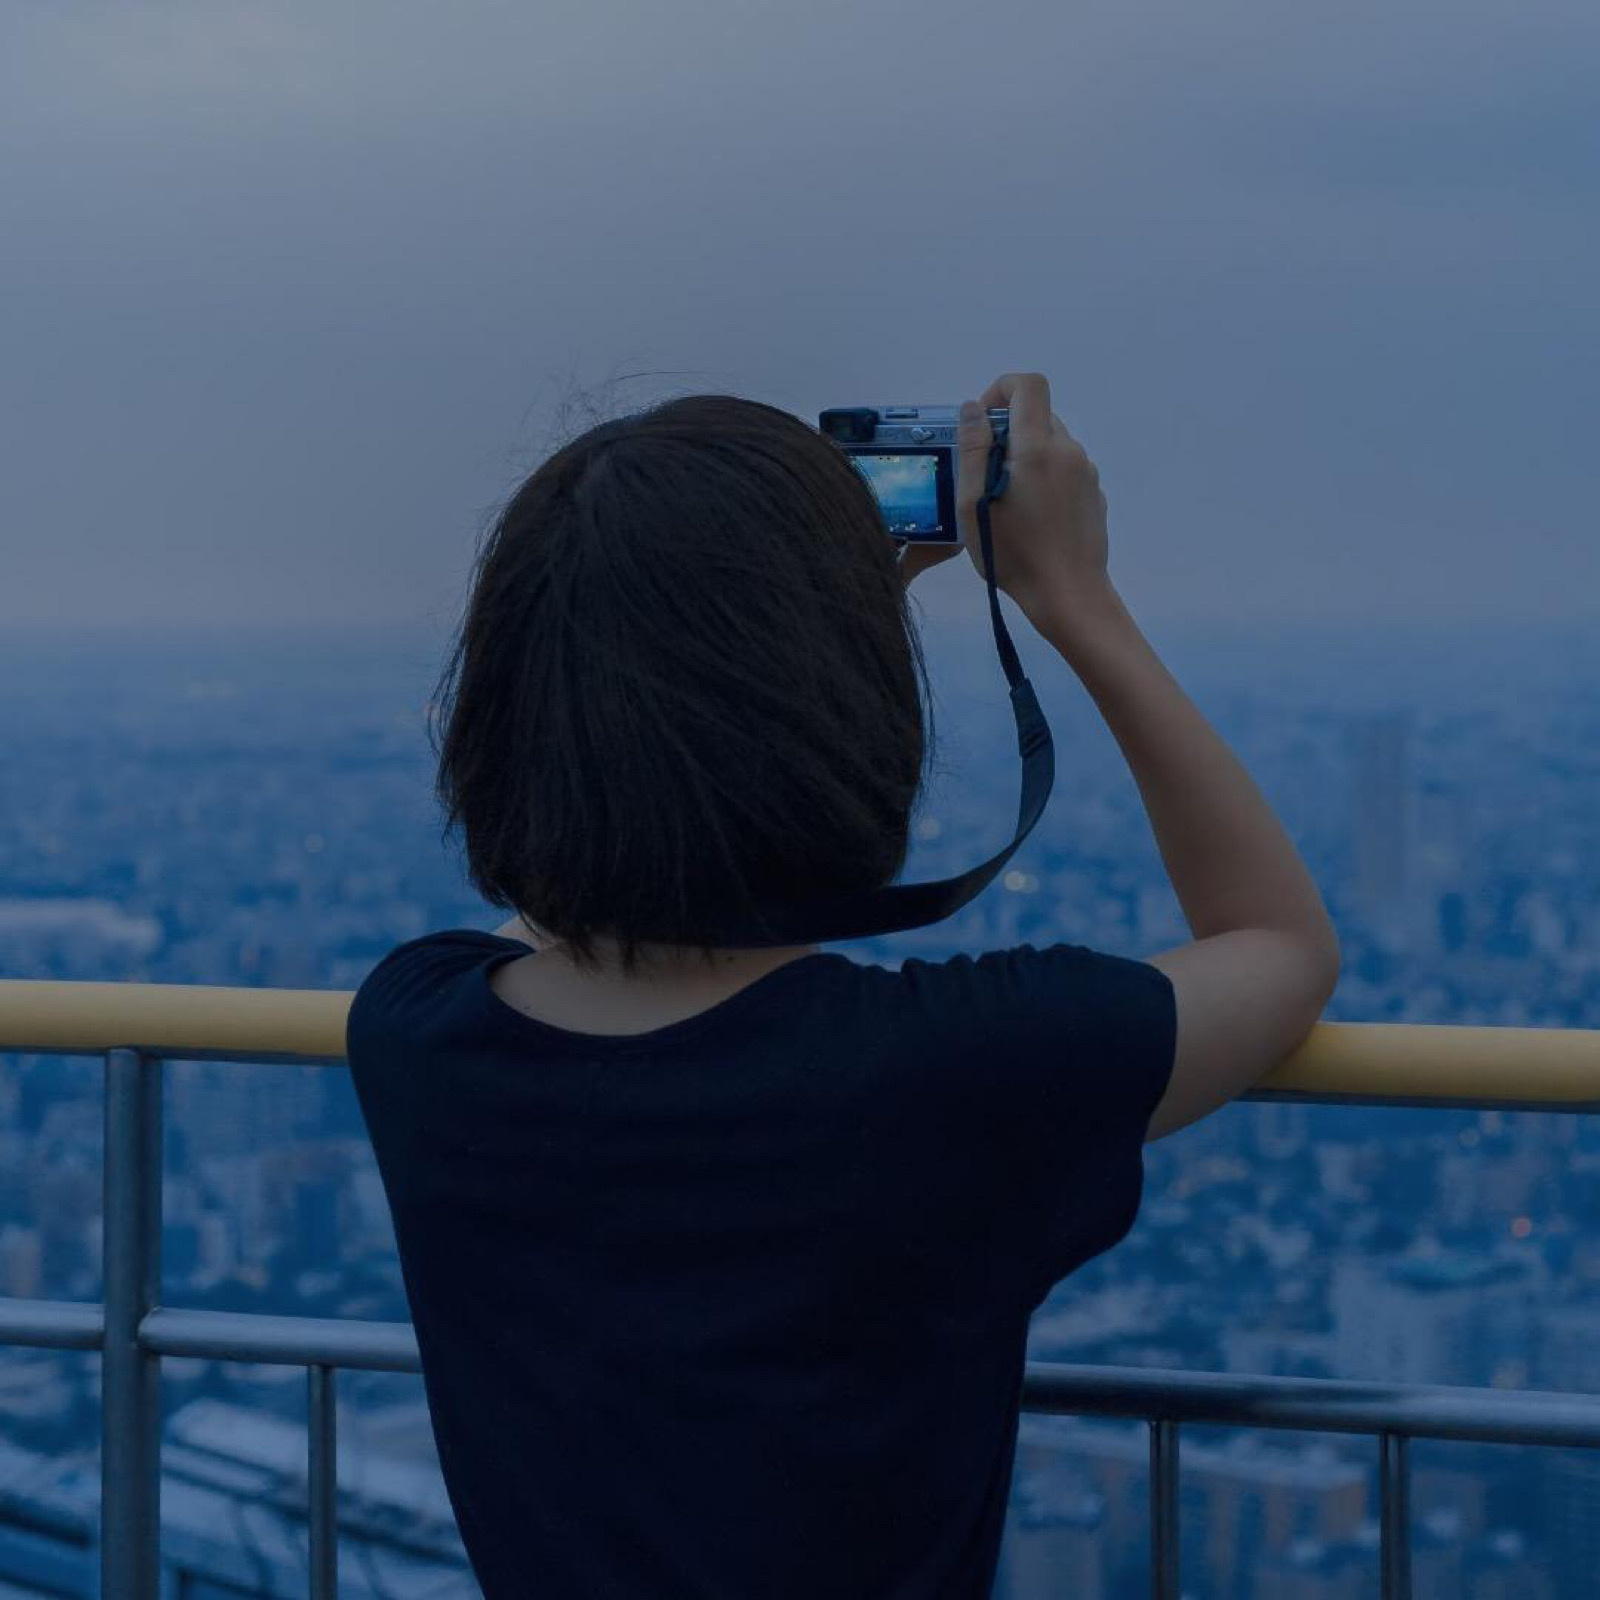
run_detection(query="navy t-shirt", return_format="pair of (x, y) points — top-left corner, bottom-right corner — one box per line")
(345, 928), (1176, 1599)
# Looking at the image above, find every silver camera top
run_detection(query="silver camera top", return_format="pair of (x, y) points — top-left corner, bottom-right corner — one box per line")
(817, 404), (1009, 448)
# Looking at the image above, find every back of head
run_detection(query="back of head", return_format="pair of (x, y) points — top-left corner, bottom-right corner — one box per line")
(430, 392), (940, 977)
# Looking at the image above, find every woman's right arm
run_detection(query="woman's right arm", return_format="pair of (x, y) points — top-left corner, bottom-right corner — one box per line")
(958, 372), (1341, 1143)
(1030, 583), (1339, 1141)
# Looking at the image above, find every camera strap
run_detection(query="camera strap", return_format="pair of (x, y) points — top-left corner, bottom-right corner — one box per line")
(723, 433), (1056, 945)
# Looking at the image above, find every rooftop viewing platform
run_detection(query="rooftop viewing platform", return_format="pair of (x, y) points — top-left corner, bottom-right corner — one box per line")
(2, 981), (1598, 1599)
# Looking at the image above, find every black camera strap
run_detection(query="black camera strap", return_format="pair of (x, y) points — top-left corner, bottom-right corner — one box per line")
(722, 433), (1056, 945)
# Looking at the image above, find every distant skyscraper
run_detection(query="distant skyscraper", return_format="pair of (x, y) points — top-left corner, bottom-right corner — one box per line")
(1347, 711), (1414, 928)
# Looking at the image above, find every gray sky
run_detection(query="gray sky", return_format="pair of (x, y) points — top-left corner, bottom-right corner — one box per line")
(3, 0), (1597, 632)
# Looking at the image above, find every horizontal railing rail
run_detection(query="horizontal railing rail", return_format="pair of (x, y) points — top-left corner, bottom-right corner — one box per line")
(1, 979), (1598, 1600)
(5, 976), (1600, 1104)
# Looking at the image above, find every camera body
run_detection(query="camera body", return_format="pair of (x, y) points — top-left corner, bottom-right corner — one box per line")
(818, 404), (1009, 547)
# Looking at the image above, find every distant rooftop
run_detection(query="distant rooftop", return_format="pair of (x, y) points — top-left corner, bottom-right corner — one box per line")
(1387, 1253), (1525, 1292)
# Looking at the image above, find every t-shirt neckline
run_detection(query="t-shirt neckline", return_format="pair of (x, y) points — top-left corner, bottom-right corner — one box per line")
(475, 938), (838, 1052)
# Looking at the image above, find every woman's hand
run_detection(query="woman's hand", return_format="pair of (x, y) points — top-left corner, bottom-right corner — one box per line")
(895, 538), (962, 589)
(956, 375), (1111, 619)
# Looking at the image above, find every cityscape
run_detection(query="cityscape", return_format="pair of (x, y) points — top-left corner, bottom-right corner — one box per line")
(0, 613), (1597, 1597)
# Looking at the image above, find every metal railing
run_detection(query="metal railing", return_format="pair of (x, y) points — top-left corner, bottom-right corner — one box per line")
(2, 977), (1599, 1599)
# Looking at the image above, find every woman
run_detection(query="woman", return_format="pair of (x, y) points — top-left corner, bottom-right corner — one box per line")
(345, 370), (1340, 1597)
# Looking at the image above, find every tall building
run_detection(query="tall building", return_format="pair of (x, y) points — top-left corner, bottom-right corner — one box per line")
(1346, 710), (1414, 934)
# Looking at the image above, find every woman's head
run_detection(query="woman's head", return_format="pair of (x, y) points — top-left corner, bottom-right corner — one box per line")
(429, 391), (940, 978)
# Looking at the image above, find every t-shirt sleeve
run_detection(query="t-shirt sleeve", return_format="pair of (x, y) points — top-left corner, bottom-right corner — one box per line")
(347, 929), (520, 1041)
(922, 940), (1178, 1313)
(344, 928), (525, 1132)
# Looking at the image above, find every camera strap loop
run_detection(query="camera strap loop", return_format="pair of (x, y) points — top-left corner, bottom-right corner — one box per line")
(726, 421), (1056, 946)
(977, 437), (1023, 691)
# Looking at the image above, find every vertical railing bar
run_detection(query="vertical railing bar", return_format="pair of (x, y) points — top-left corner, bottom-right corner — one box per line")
(142, 1040), (164, 1586)
(1149, 1418), (1180, 1600)
(102, 1047), (163, 1600)
(308, 1363), (338, 1598)
(1379, 1429), (1412, 1600)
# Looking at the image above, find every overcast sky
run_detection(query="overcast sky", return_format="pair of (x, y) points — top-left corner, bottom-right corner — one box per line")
(3, 0), (1596, 634)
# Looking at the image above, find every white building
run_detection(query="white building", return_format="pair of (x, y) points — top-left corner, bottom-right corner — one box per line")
(1331, 1253), (1533, 1386)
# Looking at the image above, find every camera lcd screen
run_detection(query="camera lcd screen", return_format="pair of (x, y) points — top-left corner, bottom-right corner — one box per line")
(853, 452), (944, 536)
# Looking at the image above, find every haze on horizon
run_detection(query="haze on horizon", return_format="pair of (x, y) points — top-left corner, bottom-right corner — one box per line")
(2, 0), (1596, 634)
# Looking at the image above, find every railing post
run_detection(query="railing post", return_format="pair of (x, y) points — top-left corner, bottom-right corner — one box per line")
(308, 1363), (338, 1597)
(102, 1047), (164, 1600)
(1379, 1429), (1412, 1600)
(1149, 1418), (1180, 1600)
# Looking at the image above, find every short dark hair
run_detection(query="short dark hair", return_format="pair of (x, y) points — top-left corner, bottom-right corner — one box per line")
(428, 391), (941, 977)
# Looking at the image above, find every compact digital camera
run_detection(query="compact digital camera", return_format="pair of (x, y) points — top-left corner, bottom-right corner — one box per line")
(818, 404), (1010, 547)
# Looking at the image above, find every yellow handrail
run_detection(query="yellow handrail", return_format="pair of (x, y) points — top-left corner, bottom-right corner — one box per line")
(0, 979), (1597, 1104)
(1263, 1018), (1600, 1105)
(0, 980), (350, 1062)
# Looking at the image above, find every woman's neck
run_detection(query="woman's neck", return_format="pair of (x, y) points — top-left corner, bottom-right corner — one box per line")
(543, 938), (821, 986)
